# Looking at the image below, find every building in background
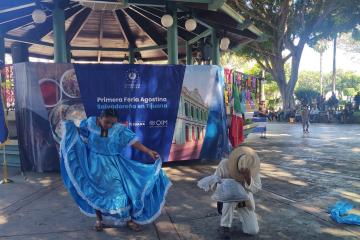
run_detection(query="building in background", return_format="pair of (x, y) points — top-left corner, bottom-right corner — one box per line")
(172, 87), (208, 145)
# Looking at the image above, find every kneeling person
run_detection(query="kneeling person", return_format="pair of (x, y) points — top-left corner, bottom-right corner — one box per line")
(199, 146), (261, 239)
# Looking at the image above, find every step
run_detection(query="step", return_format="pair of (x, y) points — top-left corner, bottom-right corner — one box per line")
(0, 140), (21, 167)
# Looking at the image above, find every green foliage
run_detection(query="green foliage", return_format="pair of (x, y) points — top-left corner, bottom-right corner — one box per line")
(295, 70), (360, 95)
(336, 71), (360, 92)
(313, 40), (330, 54)
(343, 88), (357, 97)
(267, 98), (281, 111)
(295, 88), (321, 104)
(264, 81), (279, 99)
(245, 119), (253, 125)
(220, 52), (255, 71)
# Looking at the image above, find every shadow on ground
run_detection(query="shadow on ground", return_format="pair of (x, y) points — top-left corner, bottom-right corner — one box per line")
(1, 123), (360, 239)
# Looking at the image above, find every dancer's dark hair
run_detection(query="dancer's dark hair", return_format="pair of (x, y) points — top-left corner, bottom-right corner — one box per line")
(100, 108), (118, 118)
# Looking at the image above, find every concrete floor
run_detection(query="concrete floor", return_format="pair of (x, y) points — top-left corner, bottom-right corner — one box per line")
(0, 123), (359, 240)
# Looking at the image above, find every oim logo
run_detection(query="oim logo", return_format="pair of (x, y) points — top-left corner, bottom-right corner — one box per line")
(149, 120), (168, 127)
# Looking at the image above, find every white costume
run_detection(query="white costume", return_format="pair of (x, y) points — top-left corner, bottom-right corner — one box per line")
(214, 159), (262, 235)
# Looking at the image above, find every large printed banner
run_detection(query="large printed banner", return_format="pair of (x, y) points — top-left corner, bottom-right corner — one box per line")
(14, 63), (228, 172)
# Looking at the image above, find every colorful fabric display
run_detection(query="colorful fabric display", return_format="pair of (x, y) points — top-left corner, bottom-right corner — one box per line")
(232, 82), (242, 114)
(229, 115), (244, 147)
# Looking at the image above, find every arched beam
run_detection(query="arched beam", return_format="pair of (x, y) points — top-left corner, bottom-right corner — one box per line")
(114, 9), (137, 63)
(124, 7), (167, 55)
(25, 5), (83, 42)
(133, 6), (196, 41)
(66, 7), (91, 44)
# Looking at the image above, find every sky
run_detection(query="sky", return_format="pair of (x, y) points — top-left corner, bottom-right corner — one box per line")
(299, 44), (360, 73)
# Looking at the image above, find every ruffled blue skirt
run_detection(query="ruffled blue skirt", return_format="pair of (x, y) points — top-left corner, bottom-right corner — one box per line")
(60, 122), (172, 225)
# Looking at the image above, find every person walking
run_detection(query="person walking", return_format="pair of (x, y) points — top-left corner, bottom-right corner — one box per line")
(301, 104), (310, 134)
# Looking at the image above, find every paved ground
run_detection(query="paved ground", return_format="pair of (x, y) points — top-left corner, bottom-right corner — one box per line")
(0, 123), (359, 240)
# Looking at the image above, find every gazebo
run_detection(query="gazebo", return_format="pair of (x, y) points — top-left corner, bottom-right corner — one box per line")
(0, 0), (263, 65)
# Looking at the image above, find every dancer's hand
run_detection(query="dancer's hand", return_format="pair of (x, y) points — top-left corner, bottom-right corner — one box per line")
(147, 150), (159, 160)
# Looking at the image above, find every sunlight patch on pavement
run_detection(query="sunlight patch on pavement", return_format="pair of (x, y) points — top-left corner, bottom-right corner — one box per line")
(288, 180), (308, 186)
(266, 133), (292, 137)
(257, 204), (272, 212)
(351, 147), (360, 153)
(320, 227), (357, 237)
(0, 215), (7, 224)
(334, 190), (360, 203)
(321, 169), (340, 174)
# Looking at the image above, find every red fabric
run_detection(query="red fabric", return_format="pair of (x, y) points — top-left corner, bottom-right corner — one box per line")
(224, 68), (232, 84)
(229, 115), (244, 147)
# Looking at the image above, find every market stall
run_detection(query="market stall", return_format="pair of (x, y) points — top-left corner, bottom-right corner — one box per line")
(224, 68), (262, 146)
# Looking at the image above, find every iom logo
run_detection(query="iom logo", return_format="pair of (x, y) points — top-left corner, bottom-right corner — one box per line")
(149, 120), (168, 128)
(124, 69), (140, 88)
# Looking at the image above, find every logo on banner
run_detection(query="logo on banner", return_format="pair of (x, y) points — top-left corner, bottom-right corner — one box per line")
(125, 69), (141, 89)
(128, 121), (146, 127)
(149, 120), (168, 128)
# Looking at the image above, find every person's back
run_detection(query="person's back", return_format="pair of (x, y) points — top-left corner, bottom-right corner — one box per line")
(301, 107), (309, 120)
(301, 106), (310, 133)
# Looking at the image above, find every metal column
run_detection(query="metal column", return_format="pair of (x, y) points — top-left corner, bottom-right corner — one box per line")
(211, 28), (220, 65)
(53, 0), (68, 63)
(167, 7), (178, 65)
(186, 41), (192, 65)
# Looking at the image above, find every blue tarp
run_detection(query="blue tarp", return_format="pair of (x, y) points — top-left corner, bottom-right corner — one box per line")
(329, 200), (360, 226)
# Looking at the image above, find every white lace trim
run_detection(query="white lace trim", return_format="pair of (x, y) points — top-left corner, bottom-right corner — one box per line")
(133, 180), (172, 225)
(87, 117), (122, 138)
(78, 180), (172, 226)
(61, 121), (172, 223)
(132, 159), (162, 218)
(127, 137), (139, 146)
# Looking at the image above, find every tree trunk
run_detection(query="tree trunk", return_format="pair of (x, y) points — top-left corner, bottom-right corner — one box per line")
(320, 51), (323, 95)
(270, 64), (291, 111)
(272, 49), (303, 111)
(332, 35), (337, 93)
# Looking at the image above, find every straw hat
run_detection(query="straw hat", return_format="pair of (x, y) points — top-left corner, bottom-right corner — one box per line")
(228, 146), (260, 182)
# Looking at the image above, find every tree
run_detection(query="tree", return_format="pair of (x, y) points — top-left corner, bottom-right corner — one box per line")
(229, 0), (360, 111)
(295, 70), (360, 98)
(313, 39), (329, 95)
(220, 52), (255, 71)
(337, 32), (360, 62)
(331, 34), (337, 93)
(336, 70), (360, 93)
(295, 88), (320, 105)
(343, 88), (356, 98)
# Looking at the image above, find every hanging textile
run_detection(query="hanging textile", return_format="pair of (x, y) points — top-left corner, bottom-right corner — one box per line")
(232, 81), (242, 114)
(229, 115), (244, 147)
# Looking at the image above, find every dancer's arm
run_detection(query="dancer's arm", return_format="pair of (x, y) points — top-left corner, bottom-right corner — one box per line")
(132, 141), (159, 160)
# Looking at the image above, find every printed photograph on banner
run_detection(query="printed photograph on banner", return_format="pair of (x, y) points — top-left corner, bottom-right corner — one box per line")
(169, 66), (225, 161)
(35, 64), (87, 145)
(13, 63), (63, 171)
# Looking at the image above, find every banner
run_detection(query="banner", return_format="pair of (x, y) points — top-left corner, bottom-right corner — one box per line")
(169, 66), (228, 161)
(13, 63), (61, 172)
(14, 63), (228, 171)
(74, 64), (185, 162)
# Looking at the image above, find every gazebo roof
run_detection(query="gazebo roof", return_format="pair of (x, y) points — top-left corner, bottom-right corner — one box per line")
(0, 0), (263, 63)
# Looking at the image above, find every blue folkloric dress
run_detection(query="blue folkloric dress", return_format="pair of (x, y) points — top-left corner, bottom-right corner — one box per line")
(60, 117), (172, 225)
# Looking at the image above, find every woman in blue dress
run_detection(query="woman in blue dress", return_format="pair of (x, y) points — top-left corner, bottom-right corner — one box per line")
(60, 108), (172, 232)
